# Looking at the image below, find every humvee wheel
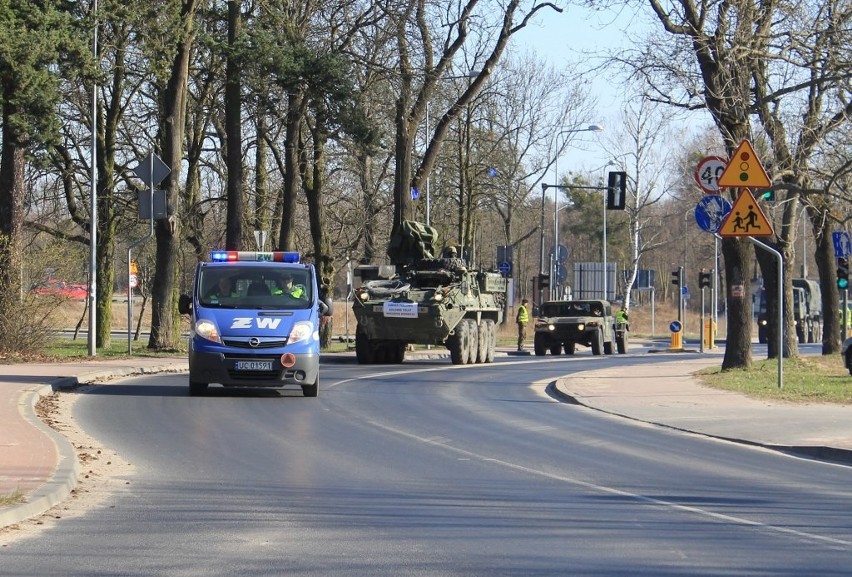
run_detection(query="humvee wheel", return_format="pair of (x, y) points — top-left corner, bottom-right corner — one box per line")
(591, 329), (604, 356)
(550, 342), (562, 355)
(604, 340), (613, 355)
(565, 342), (576, 355)
(616, 332), (628, 354)
(534, 333), (547, 356)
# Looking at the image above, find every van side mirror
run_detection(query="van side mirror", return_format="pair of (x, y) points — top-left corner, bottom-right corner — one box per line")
(178, 294), (192, 315)
(318, 298), (330, 317)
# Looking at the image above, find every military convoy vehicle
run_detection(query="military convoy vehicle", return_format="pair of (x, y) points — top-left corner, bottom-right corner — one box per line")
(757, 278), (823, 344)
(352, 220), (507, 365)
(533, 299), (627, 356)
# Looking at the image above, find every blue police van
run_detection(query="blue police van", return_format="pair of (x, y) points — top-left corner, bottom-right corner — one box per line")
(178, 250), (330, 396)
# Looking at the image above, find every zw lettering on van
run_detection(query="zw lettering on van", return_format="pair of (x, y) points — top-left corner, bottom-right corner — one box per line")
(230, 318), (283, 330)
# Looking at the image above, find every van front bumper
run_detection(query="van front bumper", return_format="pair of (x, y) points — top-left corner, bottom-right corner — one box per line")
(189, 342), (319, 387)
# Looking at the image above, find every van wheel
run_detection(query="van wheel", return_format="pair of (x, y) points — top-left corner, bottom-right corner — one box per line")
(302, 376), (319, 397)
(189, 381), (208, 396)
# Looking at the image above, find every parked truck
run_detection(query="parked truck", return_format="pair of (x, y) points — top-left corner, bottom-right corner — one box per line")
(352, 220), (507, 364)
(757, 278), (822, 344)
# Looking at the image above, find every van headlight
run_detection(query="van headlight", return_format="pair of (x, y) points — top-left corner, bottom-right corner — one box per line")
(194, 319), (221, 343)
(288, 320), (315, 344)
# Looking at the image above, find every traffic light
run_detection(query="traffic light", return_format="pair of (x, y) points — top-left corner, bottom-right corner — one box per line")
(759, 189), (776, 201)
(838, 258), (849, 290)
(538, 273), (550, 290)
(671, 268), (682, 287)
(606, 171), (627, 210)
(699, 269), (712, 289)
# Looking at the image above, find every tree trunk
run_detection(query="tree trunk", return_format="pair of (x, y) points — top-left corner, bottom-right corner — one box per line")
(0, 103), (24, 326)
(721, 236), (753, 370)
(278, 89), (304, 251)
(149, 0), (198, 350)
(305, 124), (334, 348)
(224, 0), (243, 251)
(813, 210), (841, 353)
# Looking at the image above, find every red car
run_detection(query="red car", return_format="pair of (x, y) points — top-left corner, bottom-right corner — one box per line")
(32, 280), (88, 300)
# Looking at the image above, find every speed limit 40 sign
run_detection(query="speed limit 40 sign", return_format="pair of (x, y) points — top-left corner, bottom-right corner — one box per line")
(694, 156), (727, 194)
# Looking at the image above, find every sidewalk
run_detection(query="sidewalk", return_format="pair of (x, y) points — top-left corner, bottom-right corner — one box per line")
(0, 357), (187, 528)
(550, 350), (852, 462)
(3, 348), (852, 530)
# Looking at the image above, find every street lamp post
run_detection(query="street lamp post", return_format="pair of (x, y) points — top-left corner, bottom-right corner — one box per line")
(551, 124), (603, 299)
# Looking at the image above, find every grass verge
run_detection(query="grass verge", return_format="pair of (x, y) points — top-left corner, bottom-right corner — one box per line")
(0, 489), (24, 507)
(697, 354), (852, 404)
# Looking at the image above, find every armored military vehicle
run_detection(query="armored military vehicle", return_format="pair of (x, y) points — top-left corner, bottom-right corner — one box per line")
(533, 299), (625, 356)
(352, 220), (507, 365)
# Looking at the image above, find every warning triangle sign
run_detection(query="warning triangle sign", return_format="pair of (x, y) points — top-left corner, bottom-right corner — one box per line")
(718, 188), (774, 237)
(717, 139), (771, 188)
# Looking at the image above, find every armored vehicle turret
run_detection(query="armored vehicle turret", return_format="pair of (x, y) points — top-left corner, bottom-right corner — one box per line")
(352, 220), (507, 364)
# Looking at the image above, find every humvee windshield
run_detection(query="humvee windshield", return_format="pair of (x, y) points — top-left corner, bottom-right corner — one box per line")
(540, 302), (602, 317)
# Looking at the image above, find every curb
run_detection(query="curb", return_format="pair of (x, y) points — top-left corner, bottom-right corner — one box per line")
(0, 363), (188, 530)
(0, 384), (81, 529)
(548, 380), (852, 466)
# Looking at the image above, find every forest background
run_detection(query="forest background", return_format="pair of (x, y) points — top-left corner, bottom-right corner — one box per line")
(0, 0), (850, 371)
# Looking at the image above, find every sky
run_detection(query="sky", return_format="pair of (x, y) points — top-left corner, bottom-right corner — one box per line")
(511, 3), (709, 179)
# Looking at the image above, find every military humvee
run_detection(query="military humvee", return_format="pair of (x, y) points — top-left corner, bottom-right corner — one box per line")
(533, 299), (626, 356)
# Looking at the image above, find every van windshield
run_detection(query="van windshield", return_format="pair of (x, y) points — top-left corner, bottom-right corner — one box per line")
(198, 267), (312, 309)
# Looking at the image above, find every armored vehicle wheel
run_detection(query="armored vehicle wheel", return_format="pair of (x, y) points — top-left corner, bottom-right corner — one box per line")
(448, 320), (469, 364)
(565, 342), (575, 355)
(355, 327), (375, 364)
(616, 332), (628, 354)
(393, 342), (407, 364)
(302, 376), (319, 397)
(534, 333), (547, 356)
(591, 329), (604, 356)
(549, 342), (562, 355)
(604, 340), (613, 355)
(476, 320), (488, 363)
(484, 319), (496, 363)
(465, 319), (478, 364)
(189, 381), (208, 396)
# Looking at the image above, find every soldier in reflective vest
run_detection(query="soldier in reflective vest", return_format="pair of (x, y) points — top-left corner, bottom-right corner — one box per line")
(516, 298), (529, 351)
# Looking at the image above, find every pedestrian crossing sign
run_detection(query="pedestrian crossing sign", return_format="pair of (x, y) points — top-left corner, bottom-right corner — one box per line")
(718, 188), (774, 237)
(717, 139), (771, 188)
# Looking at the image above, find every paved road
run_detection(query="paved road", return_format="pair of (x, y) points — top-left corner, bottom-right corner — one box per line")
(3, 350), (852, 575)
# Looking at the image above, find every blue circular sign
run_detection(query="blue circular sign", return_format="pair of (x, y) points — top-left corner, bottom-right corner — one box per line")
(669, 320), (682, 333)
(695, 195), (732, 233)
(498, 261), (512, 276)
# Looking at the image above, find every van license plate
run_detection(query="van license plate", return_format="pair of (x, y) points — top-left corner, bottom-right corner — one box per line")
(235, 360), (273, 371)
